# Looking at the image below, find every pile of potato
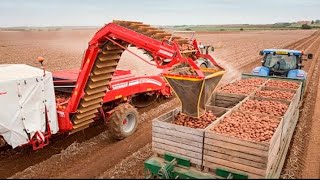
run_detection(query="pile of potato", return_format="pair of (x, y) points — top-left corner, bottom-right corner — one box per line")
(217, 84), (257, 95)
(211, 112), (280, 142)
(266, 80), (299, 89)
(235, 78), (267, 86)
(55, 91), (71, 109)
(173, 111), (217, 129)
(180, 43), (195, 51)
(239, 99), (288, 117)
(217, 78), (266, 95)
(255, 89), (295, 100)
(169, 63), (198, 76)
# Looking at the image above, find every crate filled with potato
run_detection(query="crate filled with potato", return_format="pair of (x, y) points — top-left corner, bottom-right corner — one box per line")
(254, 87), (296, 101)
(152, 106), (227, 167)
(203, 110), (284, 178)
(265, 79), (301, 91)
(207, 78), (267, 109)
(241, 85), (301, 138)
(258, 79), (302, 110)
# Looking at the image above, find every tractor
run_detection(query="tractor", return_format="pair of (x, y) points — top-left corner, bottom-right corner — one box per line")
(252, 49), (313, 79)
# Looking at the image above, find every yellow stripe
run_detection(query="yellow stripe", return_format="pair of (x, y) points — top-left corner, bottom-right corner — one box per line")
(196, 80), (206, 118)
(163, 77), (183, 108)
(163, 75), (203, 81)
(200, 68), (220, 73)
(205, 70), (226, 79)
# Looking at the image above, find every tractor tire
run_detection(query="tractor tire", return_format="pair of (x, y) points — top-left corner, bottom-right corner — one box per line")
(109, 103), (139, 140)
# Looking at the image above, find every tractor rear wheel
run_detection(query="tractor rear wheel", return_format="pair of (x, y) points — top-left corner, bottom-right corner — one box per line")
(109, 103), (139, 139)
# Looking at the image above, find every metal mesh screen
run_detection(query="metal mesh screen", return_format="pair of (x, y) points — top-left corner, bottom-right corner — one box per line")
(164, 69), (224, 117)
(165, 78), (204, 117)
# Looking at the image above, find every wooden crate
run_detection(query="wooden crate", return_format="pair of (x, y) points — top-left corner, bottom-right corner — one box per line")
(264, 79), (302, 92)
(206, 76), (268, 109)
(266, 110), (300, 178)
(152, 106), (228, 167)
(206, 92), (246, 109)
(241, 83), (302, 140)
(202, 82), (302, 178)
(203, 109), (284, 178)
(254, 86), (297, 101)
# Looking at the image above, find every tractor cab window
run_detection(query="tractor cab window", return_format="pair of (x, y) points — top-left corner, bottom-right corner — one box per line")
(264, 54), (297, 71)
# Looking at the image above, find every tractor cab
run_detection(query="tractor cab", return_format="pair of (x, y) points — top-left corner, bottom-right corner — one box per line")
(252, 49), (313, 80)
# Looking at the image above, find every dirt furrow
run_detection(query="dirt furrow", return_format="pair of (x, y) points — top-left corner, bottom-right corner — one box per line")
(281, 31), (320, 179)
(9, 99), (180, 178)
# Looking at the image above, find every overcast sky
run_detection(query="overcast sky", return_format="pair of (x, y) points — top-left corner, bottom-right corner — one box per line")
(0, 0), (319, 27)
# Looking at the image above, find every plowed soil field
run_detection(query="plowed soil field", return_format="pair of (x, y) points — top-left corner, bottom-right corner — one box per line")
(1, 29), (319, 179)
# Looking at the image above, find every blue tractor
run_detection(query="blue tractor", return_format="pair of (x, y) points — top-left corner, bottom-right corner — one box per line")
(251, 49), (313, 80)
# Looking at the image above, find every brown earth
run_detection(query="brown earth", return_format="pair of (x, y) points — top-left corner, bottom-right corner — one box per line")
(0, 28), (319, 179)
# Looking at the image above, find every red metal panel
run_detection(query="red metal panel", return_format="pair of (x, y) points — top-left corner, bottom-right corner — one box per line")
(103, 75), (167, 102)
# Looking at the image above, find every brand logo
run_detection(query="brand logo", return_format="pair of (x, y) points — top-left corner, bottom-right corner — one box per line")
(0, 92), (7, 96)
(57, 111), (65, 117)
(158, 49), (174, 57)
(111, 79), (162, 90)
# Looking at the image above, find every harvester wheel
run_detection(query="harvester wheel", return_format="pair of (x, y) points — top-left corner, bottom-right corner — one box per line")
(109, 103), (139, 139)
(0, 136), (6, 148)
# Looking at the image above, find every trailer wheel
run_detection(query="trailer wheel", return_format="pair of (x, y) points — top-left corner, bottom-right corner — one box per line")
(109, 103), (139, 139)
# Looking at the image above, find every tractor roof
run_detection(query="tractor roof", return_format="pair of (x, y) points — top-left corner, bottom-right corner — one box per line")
(262, 49), (302, 56)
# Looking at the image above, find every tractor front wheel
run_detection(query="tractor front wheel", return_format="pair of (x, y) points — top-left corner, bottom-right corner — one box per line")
(109, 103), (139, 139)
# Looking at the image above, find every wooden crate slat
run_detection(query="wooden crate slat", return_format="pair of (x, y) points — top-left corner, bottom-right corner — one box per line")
(152, 132), (203, 148)
(152, 127), (203, 142)
(155, 108), (181, 122)
(215, 96), (243, 102)
(153, 120), (203, 136)
(153, 148), (202, 166)
(205, 105), (228, 117)
(203, 151), (267, 169)
(204, 145), (268, 163)
(205, 132), (269, 150)
(204, 139), (268, 157)
(268, 117), (283, 151)
(203, 156), (267, 176)
(266, 131), (281, 171)
(203, 161), (264, 179)
(267, 110), (299, 178)
(216, 92), (246, 99)
(152, 137), (203, 153)
(153, 142), (203, 159)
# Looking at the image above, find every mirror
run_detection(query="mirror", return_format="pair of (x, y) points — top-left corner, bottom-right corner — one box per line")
(308, 53), (313, 59)
(211, 46), (215, 52)
(259, 50), (263, 56)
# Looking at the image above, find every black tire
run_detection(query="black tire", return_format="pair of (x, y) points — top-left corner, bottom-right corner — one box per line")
(109, 103), (139, 139)
(200, 63), (208, 68)
(0, 136), (6, 148)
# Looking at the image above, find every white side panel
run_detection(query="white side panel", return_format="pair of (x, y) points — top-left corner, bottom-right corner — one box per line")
(0, 80), (29, 148)
(18, 76), (46, 135)
(0, 64), (59, 148)
(44, 73), (59, 134)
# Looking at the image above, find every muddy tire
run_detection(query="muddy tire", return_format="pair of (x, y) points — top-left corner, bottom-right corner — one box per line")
(109, 103), (139, 140)
(0, 136), (6, 148)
